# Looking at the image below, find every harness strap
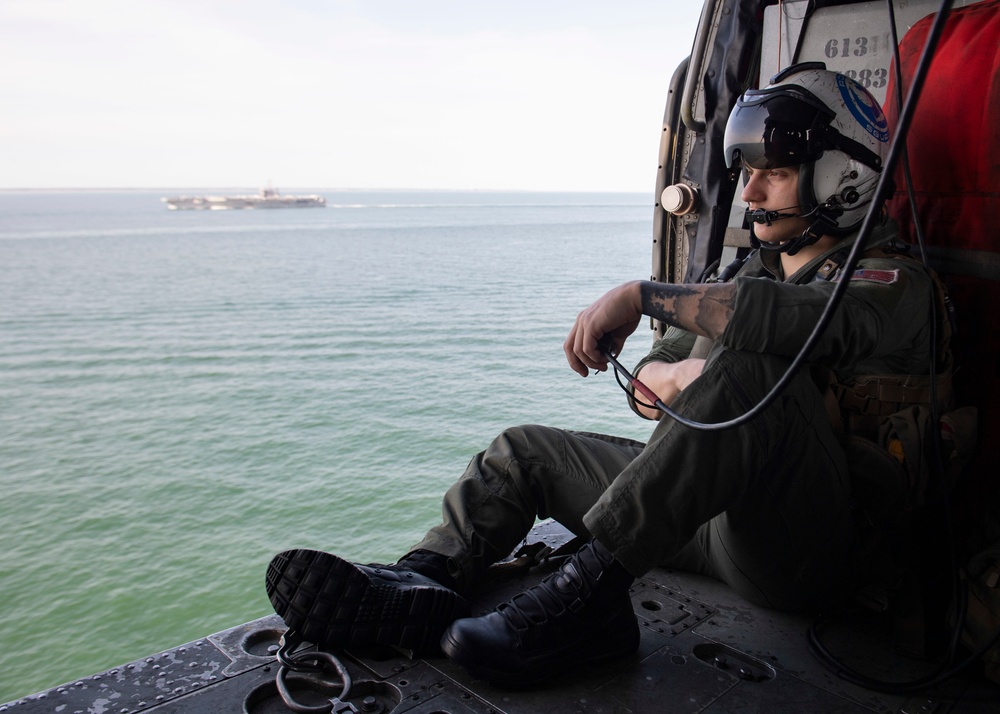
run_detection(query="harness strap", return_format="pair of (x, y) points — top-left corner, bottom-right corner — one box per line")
(831, 373), (955, 417)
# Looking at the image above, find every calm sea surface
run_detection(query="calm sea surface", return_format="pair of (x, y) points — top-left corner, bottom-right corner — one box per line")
(0, 189), (660, 701)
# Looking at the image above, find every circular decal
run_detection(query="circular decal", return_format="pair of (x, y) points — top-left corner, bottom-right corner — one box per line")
(836, 74), (889, 142)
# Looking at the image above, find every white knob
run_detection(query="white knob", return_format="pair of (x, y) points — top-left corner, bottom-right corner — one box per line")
(661, 184), (699, 215)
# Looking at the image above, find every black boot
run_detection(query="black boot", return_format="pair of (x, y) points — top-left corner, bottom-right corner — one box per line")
(397, 549), (462, 593)
(266, 548), (469, 655)
(440, 539), (639, 686)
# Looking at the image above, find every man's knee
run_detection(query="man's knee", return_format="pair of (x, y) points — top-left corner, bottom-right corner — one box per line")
(482, 424), (565, 465)
(706, 349), (796, 393)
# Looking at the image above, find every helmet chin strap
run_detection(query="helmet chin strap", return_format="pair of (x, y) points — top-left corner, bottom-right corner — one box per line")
(746, 205), (840, 256)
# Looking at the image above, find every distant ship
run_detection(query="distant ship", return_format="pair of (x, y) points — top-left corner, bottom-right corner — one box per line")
(162, 186), (326, 210)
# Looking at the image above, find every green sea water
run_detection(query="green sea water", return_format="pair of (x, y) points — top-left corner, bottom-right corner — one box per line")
(0, 190), (659, 702)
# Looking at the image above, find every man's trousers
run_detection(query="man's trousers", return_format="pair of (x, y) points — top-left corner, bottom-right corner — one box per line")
(411, 349), (856, 612)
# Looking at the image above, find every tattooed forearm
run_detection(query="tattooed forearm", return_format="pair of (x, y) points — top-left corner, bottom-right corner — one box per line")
(638, 281), (736, 339)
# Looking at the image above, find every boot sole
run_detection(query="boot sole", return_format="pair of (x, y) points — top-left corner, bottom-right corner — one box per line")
(266, 548), (469, 654)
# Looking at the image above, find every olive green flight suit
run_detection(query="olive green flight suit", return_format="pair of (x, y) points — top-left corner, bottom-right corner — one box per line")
(411, 220), (937, 613)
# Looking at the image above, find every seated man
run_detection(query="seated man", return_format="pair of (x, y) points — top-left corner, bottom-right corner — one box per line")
(266, 64), (939, 687)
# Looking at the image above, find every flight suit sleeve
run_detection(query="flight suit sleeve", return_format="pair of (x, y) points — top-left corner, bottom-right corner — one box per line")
(719, 258), (935, 375)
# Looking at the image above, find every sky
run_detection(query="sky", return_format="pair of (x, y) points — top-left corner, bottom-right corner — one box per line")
(0, 0), (702, 192)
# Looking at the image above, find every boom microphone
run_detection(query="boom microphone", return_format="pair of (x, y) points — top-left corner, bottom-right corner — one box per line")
(746, 206), (802, 225)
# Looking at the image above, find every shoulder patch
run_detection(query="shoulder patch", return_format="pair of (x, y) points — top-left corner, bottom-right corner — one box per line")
(850, 268), (900, 285)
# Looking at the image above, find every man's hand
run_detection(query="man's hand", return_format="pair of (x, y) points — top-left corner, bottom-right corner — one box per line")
(632, 359), (706, 419)
(564, 281), (644, 377)
(565, 279), (736, 378)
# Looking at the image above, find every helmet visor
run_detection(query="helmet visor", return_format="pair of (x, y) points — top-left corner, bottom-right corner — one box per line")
(724, 90), (834, 169)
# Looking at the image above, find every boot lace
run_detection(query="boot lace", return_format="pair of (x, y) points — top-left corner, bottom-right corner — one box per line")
(498, 543), (610, 630)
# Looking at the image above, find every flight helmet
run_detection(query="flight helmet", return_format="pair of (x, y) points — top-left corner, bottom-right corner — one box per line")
(723, 62), (890, 254)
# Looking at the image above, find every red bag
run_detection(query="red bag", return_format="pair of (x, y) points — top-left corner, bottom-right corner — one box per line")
(884, 0), (1000, 251)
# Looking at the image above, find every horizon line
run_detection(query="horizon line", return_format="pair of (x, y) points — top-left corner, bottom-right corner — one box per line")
(0, 186), (654, 194)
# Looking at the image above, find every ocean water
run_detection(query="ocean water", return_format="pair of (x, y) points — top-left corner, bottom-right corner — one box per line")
(0, 189), (660, 702)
